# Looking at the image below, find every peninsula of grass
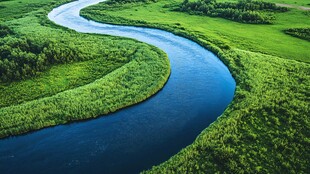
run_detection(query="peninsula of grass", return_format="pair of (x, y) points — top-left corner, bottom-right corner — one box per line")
(81, 0), (310, 173)
(0, 0), (170, 138)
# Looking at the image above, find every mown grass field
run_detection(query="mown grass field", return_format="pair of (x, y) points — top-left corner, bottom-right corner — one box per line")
(0, 0), (170, 138)
(82, 0), (310, 173)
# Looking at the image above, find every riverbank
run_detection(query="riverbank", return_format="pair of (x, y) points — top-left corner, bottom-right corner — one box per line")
(81, 0), (310, 173)
(0, 0), (170, 138)
(0, 1), (237, 173)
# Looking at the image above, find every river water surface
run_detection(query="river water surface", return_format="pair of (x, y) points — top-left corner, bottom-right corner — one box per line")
(0, 0), (235, 173)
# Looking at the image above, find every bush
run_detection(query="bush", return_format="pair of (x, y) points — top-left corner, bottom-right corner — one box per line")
(179, 0), (288, 24)
(284, 28), (310, 41)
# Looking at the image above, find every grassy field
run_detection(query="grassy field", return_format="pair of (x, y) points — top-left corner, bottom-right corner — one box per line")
(217, 0), (310, 6)
(82, 0), (310, 173)
(0, 0), (170, 138)
(82, 0), (310, 62)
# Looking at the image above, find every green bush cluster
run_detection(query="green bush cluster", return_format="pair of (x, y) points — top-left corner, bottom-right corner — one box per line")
(0, 34), (88, 82)
(0, 24), (13, 37)
(106, 0), (157, 5)
(284, 28), (310, 41)
(179, 0), (288, 24)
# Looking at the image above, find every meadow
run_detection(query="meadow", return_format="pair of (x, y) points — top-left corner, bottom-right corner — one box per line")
(81, 0), (310, 173)
(81, 0), (310, 62)
(0, 0), (170, 138)
(217, 0), (310, 6)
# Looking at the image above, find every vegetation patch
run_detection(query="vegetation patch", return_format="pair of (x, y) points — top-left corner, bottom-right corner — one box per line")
(0, 31), (95, 82)
(0, 43), (170, 138)
(0, 24), (13, 37)
(106, 0), (157, 5)
(179, 0), (288, 24)
(284, 28), (310, 41)
(81, 0), (310, 62)
(0, 0), (170, 138)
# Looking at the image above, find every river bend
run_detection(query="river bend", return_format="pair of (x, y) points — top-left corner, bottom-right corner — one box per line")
(0, 0), (235, 173)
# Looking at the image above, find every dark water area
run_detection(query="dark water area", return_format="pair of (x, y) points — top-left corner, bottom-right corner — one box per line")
(0, 0), (236, 173)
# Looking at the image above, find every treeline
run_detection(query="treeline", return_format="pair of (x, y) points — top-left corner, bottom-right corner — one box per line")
(105, 0), (157, 5)
(0, 25), (89, 82)
(0, 28), (79, 82)
(179, 0), (288, 24)
(284, 28), (310, 41)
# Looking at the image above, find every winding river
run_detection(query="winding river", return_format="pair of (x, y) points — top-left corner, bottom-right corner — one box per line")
(0, 0), (235, 173)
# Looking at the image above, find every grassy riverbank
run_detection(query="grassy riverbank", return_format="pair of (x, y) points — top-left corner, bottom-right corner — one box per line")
(0, 0), (170, 138)
(81, 0), (310, 173)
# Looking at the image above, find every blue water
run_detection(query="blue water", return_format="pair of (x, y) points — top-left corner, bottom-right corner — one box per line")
(0, 0), (236, 173)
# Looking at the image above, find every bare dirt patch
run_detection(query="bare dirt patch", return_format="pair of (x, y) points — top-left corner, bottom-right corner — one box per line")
(276, 3), (310, 11)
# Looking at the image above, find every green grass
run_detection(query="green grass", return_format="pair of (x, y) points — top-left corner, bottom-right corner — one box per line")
(81, 0), (310, 62)
(82, 0), (310, 173)
(217, 0), (310, 6)
(1, 0), (309, 172)
(0, 0), (69, 20)
(0, 0), (170, 138)
(0, 44), (170, 138)
(0, 56), (126, 108)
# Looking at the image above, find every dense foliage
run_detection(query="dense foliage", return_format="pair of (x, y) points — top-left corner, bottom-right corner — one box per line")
(0, 31), (151, 108)
(284, 28), (310, 41)
(0, 33), (89, 82)
(179, 0), (288, 24)
(0, 24), (13, 37)
(82, 0), (310, 173)
(0, 0), (170, 137)
(106, 0), (157, 5)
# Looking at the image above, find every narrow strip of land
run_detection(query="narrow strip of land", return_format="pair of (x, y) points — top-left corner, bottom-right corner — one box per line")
(276, 3), (310, 10)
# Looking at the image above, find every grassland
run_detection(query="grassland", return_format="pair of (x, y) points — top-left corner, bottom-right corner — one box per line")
(82, 0), (310, 173)
(81, 0), (310, 62)
(217, 0), (310, 6)
(0, 0), (170, 138)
